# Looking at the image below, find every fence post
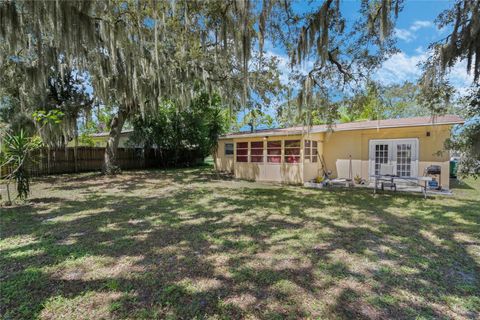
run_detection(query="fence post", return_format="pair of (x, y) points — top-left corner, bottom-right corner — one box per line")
(47, 147), (51, 175)
(142, 148), (146, 169)
(74, 136), (78, 173)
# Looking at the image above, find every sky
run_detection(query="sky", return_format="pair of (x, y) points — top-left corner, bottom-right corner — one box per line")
(373, 0), (471, 89)
(267, 0), (471, 88)
(240, 0), (473, 131)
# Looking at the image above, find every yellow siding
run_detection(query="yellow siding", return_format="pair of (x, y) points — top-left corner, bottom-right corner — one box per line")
(215, 139), (234, 172)
(322, 124), (453, 188)
(216, 124), (453, 188)
(216, 134), (323, 184)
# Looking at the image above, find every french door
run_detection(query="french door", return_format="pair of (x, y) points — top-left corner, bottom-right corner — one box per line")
(369, 139), (419, 177)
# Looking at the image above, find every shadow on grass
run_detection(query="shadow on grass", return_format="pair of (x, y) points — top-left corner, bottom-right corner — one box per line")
(450, 178), (475, 190)
(1, 168), (479, 319)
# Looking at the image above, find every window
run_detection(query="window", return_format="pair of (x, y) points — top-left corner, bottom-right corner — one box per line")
(374, 144), (389, 175)
(267, 141), (281, 163)
(304, 140), (318, 162)
(304, 140), (311, 161)
(225, 143), (234, 155)
(284, 140), (300, 163)
(396, 143), (412, 177)
(250, 141), (264, 162)
(236, 142), (248, 162)
(312, 141), (318, 162)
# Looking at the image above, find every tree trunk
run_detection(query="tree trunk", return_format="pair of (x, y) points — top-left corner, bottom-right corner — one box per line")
(212, 148), (220, 179)
(5, 181), (12, 206)
(103, 108), (129, 175)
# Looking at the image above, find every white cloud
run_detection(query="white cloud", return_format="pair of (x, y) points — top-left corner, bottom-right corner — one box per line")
(437, 26), (448, 35)
(395, 20), (434, 42)
(262, 41), (472, 96)
(410, 20), (434, 31)
(415, 46), (425, 54)
(375, 51), (426, 84)
(395, 28), (415, 42)
(448, 60), (474, 94)
(264, 40), (314, 86)
(265, 50), (291, 85)
(375, 49), (473, 93)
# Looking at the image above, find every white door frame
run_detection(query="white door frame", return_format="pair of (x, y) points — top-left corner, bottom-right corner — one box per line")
(369, 138), (419, 177)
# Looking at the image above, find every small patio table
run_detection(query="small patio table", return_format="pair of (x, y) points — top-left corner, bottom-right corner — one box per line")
(371, 175), (433, 199)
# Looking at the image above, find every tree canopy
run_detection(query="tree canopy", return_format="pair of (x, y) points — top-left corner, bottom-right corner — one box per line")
(129, 93), (228, 167)
(1, 0), (479, 175)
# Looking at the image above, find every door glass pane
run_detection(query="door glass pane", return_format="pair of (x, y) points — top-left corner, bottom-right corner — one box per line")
(374, 144), (389, 175)
(396, 144), (412, 177)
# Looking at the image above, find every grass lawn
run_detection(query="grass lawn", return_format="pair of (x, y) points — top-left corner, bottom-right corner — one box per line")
(1, 166), (479, 319)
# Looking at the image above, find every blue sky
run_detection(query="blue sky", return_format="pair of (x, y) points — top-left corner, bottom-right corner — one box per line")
(273, 0), (471, 88)
(374, 0), (471, 89)
(237, 0), (472, 130)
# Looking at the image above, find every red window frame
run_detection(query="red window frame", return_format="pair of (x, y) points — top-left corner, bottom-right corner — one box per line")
(250, 141), (264, 163)
(267, 141), (282, 163)
(284, 140), (300, 163)
(236, 142), (248, 162)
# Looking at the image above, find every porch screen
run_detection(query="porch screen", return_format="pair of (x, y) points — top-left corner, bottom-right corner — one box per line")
(267, 141), (281, 163)
(236, 142), (248, 162)
(250, 141), (264, 162)
(285, 140), (300, 163)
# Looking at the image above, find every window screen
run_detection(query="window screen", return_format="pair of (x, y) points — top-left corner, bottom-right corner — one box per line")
(225, 143), (234, 155)
(267, 141), (281, 163)
(284, 140), (300, 163)
(236, 142), (248, 162)
(250, 141), (264, 162)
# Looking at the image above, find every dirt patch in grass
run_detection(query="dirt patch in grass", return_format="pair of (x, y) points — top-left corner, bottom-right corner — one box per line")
(1, 167), (479, 319)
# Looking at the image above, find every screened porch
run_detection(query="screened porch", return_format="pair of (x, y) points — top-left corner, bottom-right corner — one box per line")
(229, 137), (322, 184)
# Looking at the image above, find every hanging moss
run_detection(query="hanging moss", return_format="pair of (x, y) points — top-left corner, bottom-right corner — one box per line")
(0, 0), (274, 126)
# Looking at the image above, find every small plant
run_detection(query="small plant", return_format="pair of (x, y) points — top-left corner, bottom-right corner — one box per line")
(315, 176), (324, 184)
(1, 130), (42, 204)
(354, 174), (362, 184)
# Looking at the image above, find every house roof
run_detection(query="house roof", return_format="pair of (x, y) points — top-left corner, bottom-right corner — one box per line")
(91, 129), (134, 137)
(219, 115), (464, 139)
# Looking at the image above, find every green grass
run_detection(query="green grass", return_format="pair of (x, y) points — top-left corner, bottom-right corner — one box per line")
(1, 167), (479, 319)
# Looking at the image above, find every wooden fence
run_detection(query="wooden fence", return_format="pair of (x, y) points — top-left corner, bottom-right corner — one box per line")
(1, 147), (204, 177)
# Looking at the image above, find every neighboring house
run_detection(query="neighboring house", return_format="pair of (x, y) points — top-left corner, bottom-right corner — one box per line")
(67, 129), (134, 148)
(215, 115), (464, 189)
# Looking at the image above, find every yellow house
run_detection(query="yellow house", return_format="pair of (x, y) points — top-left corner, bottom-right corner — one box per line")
(215, 115), (464, 189)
